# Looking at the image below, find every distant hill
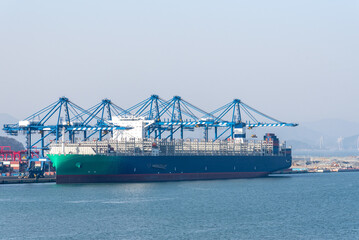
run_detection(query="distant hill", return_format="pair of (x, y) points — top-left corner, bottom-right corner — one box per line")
(246, 118), (359, 153)
(342, 135), (359, 150)
(301, 119), (359, 139)
(0, 113), (18, 136)
(286, 140), (313, 150)
(0, 113), (26, 145)
(0, 136), (25, 151)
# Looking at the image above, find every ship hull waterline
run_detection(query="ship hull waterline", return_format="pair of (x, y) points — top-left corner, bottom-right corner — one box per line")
(49, 154), (292, 184)
(56, 172), (271, 183)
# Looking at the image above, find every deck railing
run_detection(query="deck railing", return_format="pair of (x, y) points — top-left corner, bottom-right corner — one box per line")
(48, 138), (290, 157)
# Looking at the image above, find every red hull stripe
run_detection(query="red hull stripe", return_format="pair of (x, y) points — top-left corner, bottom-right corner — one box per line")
(56, 172), (269, 184)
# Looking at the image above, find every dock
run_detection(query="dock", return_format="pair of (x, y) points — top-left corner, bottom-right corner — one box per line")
(0, 176), (56, 184)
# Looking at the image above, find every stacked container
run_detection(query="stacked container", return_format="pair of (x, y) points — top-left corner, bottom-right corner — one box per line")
(10, 161), (20, 172)
(264, 133), (279, 154)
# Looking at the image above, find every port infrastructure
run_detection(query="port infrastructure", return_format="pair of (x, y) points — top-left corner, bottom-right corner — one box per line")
(125, 95), (297, 140)
(126, 95), (218, 140)
(209, 99), (298, 140)
(2, 97), (129, 158)
(77, 98), (132, 141)
(2, 95), (297, 160)
(0, 146), (39, 161)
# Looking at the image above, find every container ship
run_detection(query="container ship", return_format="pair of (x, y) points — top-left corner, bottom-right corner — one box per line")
(48, 117), (291, 183)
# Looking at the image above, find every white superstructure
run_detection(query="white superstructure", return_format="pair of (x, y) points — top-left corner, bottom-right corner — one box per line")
(111, 116), (154, 140)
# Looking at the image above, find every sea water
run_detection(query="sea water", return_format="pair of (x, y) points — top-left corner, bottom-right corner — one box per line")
(1, 172), (359, 240)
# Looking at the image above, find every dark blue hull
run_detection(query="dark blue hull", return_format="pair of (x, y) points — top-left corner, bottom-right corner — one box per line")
(51, 154), (292, 184)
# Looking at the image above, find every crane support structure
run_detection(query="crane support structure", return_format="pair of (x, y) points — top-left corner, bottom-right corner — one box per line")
(124, 95), (297, 141)
(2, 97), (129, 159)
(126, 95), (219, 140)
(2, 95), (297, 161)
(126, 95), (166, 139)
(79, 99), (132, 141)
(209, 99), (298, 140)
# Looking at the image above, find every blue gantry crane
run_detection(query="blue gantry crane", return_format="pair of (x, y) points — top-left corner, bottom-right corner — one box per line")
(126, 95), (165, 138)
(155, 96), (218, 140)
(126, 95), (218, 140)
(76, 98), (132, 141)
(2, 95), (297, 160)
(2, 97), (129, 159)
(209, 99), (298, 140)
(125, 95), (297, 141)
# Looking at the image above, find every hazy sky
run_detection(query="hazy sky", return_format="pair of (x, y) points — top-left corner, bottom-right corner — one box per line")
(0, 0), (358, 123)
